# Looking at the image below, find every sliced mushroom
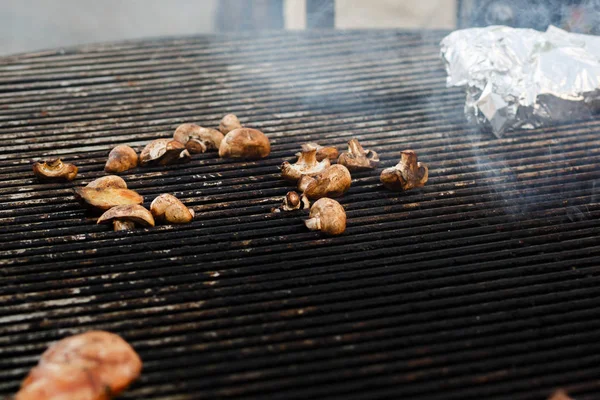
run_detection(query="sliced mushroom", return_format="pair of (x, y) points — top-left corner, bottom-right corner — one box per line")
(150, 194), (194, 224)
(86, 175), (127, 189)
(298, 143), (339, 162)
(219, 113), (242, 134)
(298, 164), (352, 200)
(104, 145), (138, 173)
(140, 139), (190, 166)
(173, 123), (224, 154)
(305, 198), (346, 235)
(380, 150), (428, 191)
(32, 159), (78, 182)
(281, 148), (330, 182)
(337, 139), (379, 171)
(97, 204), (155, 231)
(272, 191), (310, 213)
(219, 128), (270, 159)
(73, 187), (143, 211)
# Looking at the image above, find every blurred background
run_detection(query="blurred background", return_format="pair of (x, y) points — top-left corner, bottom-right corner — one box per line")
(0, 0), (598, 56)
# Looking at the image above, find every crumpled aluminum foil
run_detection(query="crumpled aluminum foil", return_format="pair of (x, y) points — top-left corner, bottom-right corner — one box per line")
(440, 25), (600, 137)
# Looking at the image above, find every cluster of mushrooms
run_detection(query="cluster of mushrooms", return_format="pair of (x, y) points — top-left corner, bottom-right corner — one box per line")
(32, 114), (271, 232)
(274, 138), (429, 235)
(32, 113), (428, 235)
(72, 175), (194, 231)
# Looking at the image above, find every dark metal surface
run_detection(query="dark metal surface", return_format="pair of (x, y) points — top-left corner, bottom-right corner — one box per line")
(0, 30), (599, 400)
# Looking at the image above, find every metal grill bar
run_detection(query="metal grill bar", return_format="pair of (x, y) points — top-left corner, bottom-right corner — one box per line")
(1, 30), (599, 399)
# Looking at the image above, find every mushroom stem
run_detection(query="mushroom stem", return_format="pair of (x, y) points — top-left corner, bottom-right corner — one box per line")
(347, 139), (365, 155)
(298, 149), (318, 166)
(400, 150), (419, 174)
(304, 216), (322, 231)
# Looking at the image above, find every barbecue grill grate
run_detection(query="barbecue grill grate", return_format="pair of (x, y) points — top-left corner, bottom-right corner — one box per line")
(1, 30), (600, 400)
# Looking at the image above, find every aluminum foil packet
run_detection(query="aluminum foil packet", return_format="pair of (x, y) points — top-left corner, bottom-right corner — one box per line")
(440, 25), (600, 137)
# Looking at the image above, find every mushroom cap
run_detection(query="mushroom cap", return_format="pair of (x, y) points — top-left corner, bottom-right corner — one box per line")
(548, 390), (573, 400)
(286, 191), (301, 208)
(97, 205), (155, 227)
(279, 191), (310, 211)
(73, 187), (143, 211)
(218, 128), (271, 159)
(140, 139), (169, 165)
(104, 145), (138, 173)
(16, 361), (109, 400)
(22, 330), (142, 398)
(380, 150), (428, 191)
(301, 164), (352, 200)
(140, 139), (187, 166)
(219, 114), (242, 134)
(150, 193), (194, 224)
(305, 198), (346, 235)
(281, 149), (331, 182)
(337, 139), (379, 171)
(86, 175), (127, 189)
(173, 123), (224, 153)
(32, 159), (78, 182)
(165, 148), (191, 165)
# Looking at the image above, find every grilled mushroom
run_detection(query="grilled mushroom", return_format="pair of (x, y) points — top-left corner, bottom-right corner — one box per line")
(548, 390), (573, 400)
(140, 139), (190, 166)
(32, 159), (78, 182)
(298, 143), (339, 162)
(97, 204), (155, 231)
(173, 123), (224, 154)
(104, 145), (138, 173)
(219, 128), (270, 159)
(281, 148), (330, 182)
(86, 175), (127, 189)
(150, 194), (194, 224)
(16, 331), (142, 400)
(298, 164), (352, 200)
(337, 139), (379, 171)
(305, 198), (346, 235)
(219, 113), (242, 134)
(272, 191), (310, 212)
(73, 187), (143, 211)
(380, 150), (428, 191)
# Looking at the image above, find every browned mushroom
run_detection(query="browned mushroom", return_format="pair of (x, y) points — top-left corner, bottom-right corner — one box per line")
(16, 330), (142, 400)
(219, 113), (242, 134)
(173, 123), (224, 154)
(150, 194), (194, 224)
(380, 150), (428, 191)
(97, 204), (155, 231)
(218, 128), (270, 159)
(337, 139), (379, 171)
(305, 198), (346, 235)
(298, 143), (339, 162)
(548, 390), (573, 400)
(140, 139), (191, 166)
(281, 148), (330, 182)
(32, 159), (78, 182)
(104, 145), (138, 173)
(86, 175), (127, 189)
(298, 164), (352, 200)
(73, 187), (143, 211)
(271, 191), (310, 213)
